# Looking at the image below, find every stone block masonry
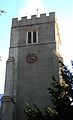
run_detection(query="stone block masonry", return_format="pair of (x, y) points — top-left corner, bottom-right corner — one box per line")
(12, 12), (55, 28)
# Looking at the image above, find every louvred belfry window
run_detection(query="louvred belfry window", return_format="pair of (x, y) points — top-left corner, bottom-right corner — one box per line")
(26, 30), (38, 44)
(33, 31), (36, 43)
(28, 32), (31, 43)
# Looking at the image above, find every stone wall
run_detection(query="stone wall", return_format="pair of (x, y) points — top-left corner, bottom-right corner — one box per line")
(1, 12), (61, 120)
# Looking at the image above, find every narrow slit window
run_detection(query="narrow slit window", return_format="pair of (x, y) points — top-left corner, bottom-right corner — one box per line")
(33, 31), (36, 43)
(28, 32), (31, 43)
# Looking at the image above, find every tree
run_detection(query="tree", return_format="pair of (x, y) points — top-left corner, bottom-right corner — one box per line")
(48, 61), (73, 120)
(24, 61), (73, 120)
(24, 103), (58, 120)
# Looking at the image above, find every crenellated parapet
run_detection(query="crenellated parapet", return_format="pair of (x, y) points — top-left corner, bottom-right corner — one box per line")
(12, 12), (55, 28)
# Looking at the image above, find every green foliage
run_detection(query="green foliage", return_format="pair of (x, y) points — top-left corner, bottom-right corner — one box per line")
(24, 103), (46, 120)
(24, 61), (73, 120)
(48, 61), (73, 120)
(45, 107), (58, 120)
(24, 103), (58, 120)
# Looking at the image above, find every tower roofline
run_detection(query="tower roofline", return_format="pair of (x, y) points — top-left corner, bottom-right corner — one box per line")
(12, 12), (55, 28)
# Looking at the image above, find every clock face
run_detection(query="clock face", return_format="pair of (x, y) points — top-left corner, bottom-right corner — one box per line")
(26, 53), (37, 63)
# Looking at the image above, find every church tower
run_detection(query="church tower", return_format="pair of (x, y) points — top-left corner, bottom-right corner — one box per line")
(1, 12), (62, 120)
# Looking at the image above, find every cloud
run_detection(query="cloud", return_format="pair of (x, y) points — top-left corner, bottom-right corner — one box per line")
(18, 0), (73, 67)
(18, 0), (46, 18)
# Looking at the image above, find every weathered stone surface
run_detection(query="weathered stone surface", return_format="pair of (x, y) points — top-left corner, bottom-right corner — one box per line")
(1, 12), (62, 120)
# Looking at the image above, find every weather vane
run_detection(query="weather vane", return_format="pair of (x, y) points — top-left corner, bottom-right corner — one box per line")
(36, 8), (39, 17)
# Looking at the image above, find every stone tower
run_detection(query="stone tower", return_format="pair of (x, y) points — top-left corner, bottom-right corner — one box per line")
(1, 12), (62, 120)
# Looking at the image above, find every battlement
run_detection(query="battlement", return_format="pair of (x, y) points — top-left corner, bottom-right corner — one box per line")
(12, 12), (55, 28)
